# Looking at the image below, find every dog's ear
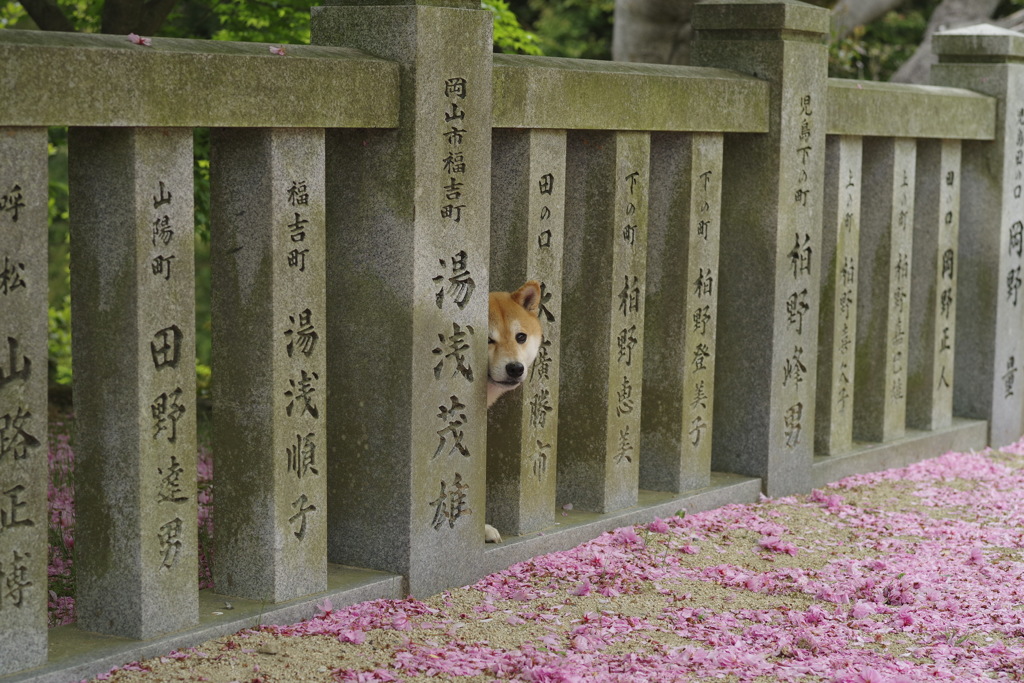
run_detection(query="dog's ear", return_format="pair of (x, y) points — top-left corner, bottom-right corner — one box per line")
(512, 280), (542, 317)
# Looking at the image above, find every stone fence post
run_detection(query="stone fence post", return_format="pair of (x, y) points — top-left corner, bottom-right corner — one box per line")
(932, 26), (1024, 447)
(311, 0), (493, 596)
(69, 128), (198, 638)
(692, 0), (829, 496)
(211, 129), (328, 602)
(487, 129), (565, 536)
(0, 128), (48, 675)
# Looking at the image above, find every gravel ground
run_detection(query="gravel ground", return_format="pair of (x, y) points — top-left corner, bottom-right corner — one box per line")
(90, 443), (1024, 682)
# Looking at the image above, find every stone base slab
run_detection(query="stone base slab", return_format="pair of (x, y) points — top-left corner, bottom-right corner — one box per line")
(4, 566), (402, 683)
(812, 418), (988, 488)
(9, 433), (994, 683)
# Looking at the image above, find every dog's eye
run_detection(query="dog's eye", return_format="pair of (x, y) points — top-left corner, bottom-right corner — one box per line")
(488, 338), (495, 344)
(515, 332), (527, 344)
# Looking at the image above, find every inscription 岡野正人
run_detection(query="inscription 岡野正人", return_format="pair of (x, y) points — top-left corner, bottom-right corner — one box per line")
(1000, 111), (1024, 402)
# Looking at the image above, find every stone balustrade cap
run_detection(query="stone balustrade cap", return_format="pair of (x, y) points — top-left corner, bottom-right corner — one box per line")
(933, 24), (1024, 60)
(692, 0), (829, 36)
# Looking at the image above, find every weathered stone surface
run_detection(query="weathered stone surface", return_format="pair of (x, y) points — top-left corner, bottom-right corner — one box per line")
(492, 55), (768, 133)
(487, 129), (564, 536)
(908, 139), (960, 431)
(211, 128), (327, 602)
(558, 131), (649, 513)
(693, 0), (828, 496)
(313, 2), (493, 596)
(934, 24), (1024, 60)
(0, 29), (398, 128)
(0, 127), (48, 675)
(815, 136), (861, 455)
(640, 132), (722, 492)
(693, 0), (829, 34)
(933, 30), (1024, 447)
(70, 127), (197, 639)
(826, 80), (994, 140)
(854, 137), (916, 444)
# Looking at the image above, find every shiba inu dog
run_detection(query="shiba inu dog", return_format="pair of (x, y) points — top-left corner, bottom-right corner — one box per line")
(484, 280), (544, 544)
(487, 280), (543, 408)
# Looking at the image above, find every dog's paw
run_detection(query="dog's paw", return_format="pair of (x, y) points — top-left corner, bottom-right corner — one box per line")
(484, 523), (503, 543)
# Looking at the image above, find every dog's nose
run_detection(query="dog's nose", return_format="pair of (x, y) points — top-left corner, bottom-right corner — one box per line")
(506, 362), (524, 379)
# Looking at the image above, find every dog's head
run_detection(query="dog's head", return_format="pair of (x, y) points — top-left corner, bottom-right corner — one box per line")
(488, 280), (543, 389)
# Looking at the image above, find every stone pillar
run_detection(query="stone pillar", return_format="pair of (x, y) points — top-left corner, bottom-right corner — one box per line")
(487, 129), (564, 536)
(854, 137), (916, 443)
(692, 0), (828, 496)
(211, 129), (327, 602)
(0, 128), (48, 675)
(815, 136), (862, 455)
(558, 131), (649, 513)
(908, 139), (960, 431)
(932, 27), (1024, 447)
(70, 127), (198, 639)
(312, 1), (492, 596)
(640, 132), (722, 492)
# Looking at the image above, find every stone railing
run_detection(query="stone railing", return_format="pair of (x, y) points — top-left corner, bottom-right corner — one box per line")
(2, 1), (1022, 680)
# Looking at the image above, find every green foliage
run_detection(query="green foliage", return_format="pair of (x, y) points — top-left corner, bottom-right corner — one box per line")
(486, 0), (541, 55)
(828, 0), (939, 81)
(0, 2), (25, 27)
(161, 1), (312, 44)
(46, 130), (73, 387)
(507, 0), (613, 60)
(47, 295), (72, 387)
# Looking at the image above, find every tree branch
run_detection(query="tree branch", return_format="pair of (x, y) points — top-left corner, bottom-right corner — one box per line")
(996, 8), (1024, 33)
(831, 0), (905, 40)
(19, 0), (76, 32)
(890, 0), (1000, 83)
(612, 0), (695, 65)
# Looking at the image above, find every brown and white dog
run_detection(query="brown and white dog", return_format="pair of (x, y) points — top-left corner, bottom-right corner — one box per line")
(484, 280), (543, 543)
(487, 280), (543, 408)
